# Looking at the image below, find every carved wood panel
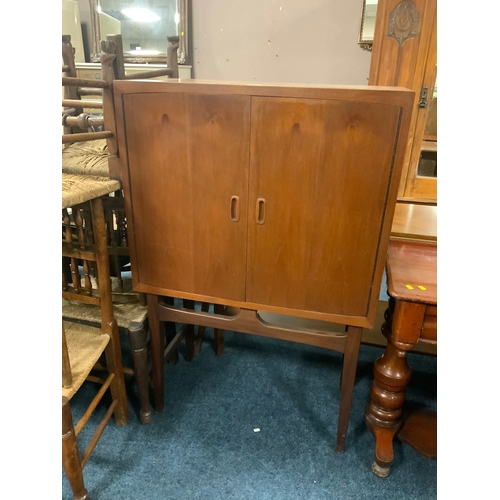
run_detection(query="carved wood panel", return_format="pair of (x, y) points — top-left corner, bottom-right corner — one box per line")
(387, 0), (420, 47)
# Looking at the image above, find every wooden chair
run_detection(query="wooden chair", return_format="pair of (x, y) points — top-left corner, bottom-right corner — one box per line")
(62, 35), (192, 421)
(62, 173), (129, 499)
(62, 32), (178, 177)
(62, 32), (179, 283)
(62, 210), (152, 424)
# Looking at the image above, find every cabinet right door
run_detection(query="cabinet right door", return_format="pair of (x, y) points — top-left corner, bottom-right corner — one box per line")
(246, 96), (402, 318)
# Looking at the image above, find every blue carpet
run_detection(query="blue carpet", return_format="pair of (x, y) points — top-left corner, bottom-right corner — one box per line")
(63, 324), (437, 499)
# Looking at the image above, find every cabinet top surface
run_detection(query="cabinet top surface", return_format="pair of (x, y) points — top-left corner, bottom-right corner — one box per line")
(113, 79), (414, 104)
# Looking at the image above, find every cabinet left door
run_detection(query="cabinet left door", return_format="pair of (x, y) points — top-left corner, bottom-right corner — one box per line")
(122, 92), (251, 301)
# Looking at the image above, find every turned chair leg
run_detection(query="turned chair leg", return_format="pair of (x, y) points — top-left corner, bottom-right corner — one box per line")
(62, 397), (89, 500)
(128, 321), (152, 424)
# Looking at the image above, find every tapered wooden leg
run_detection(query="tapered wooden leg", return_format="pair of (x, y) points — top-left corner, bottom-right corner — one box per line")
(62, 397), (89, 500)
(128, 321), (152, 424)
(337, 326), (349, 393)
(147, 294), (165, 412)
(160, 296), (178, 365)
(336, 325), (362, 453)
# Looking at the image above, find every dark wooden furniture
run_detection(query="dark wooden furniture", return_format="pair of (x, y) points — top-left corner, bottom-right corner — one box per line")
(113, 80), (414, 452)
(365, 239), (437, 476)
(369, 0), (437, 203)
(62, 173), (129, 499)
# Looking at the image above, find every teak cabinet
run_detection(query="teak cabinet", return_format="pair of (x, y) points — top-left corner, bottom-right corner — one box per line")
(113, 81), (414, 329)
(369, 0), (437, 203)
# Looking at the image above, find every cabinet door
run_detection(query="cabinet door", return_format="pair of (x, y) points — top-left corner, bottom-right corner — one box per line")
(123, 93), (251, 301)
(246, 97), (402, 317)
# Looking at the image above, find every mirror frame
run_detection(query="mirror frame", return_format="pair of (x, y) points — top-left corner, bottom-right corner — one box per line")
(88, 0), (188, 64)
(358, 0), (375, 52)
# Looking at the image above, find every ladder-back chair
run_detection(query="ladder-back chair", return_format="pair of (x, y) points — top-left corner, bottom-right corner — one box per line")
(62, 173), (129, 499)
(62, 35), (192, 421)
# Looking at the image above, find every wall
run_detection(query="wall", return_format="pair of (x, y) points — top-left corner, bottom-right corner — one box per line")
(73, 0), (371, 84)
(191, 0), (372, 85)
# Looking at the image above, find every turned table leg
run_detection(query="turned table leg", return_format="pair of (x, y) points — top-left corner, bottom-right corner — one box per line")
(365, 298), (424, 477)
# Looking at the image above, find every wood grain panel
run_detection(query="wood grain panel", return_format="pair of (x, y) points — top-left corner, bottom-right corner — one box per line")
(122, 93), (251, 300)
(246, 97), (402, 317)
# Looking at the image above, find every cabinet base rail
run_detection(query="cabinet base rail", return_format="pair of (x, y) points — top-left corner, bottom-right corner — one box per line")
(158, 303), (350, 352)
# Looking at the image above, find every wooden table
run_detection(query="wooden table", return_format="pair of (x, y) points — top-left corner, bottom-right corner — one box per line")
(365, 240), (437, 477)
(361, 202), (437, 352)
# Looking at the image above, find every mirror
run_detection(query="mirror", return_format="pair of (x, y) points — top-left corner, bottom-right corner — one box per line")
(359, 0), (378, 51)
(88, 0), (188, 64)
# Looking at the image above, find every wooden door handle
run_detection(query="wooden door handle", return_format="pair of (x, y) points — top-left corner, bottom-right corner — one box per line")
(256, 198), (266, 224)
(230, 196), (240, 222)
